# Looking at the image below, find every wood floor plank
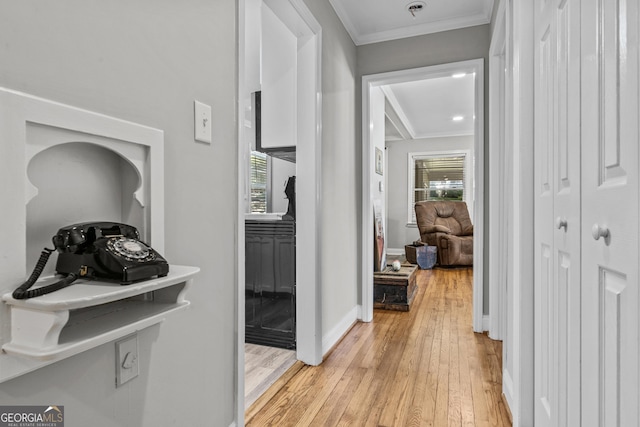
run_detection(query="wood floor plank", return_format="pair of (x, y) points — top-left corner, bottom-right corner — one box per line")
(448, 272), (462, 427)
(404, 273), (440, 426)
(291, 366), (348, 426)
(434, 277), (451, 427)
(343, 314), (408, 425)
(309, 367), (368, 426)
(469, 333), (492, 426)
(335, 367), (377, 426)
(246, 267), (512, 426)
(416, 270), (446, 425)
(377, 272), (432, 426)
(245, 361), (305, 424)
(458, 279), (477, 427)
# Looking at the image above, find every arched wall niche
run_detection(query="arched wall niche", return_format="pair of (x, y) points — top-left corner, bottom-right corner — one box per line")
(0, 88), (166, 376)
(0, 88), (165, 264)
(26, 141), (144, 276)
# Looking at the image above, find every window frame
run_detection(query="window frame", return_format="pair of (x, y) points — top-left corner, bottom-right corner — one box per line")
(407, 149), (473, 225)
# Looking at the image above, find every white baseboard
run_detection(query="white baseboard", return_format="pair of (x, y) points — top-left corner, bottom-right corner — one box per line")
(502, 368), (515, 424)
(322, 306), (358, 356)
(386, 247), (405, 256)
(482, 315), (490, 332)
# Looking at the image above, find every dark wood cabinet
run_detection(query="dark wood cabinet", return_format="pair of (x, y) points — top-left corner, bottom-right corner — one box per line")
(245, 220), (295, 349)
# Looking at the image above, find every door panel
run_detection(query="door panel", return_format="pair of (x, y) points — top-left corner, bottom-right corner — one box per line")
(554, 1), (582, 426)
(535, 0), (638, 424)
(599, 268), (627, 427)
(581, 0), (639, 425)
(534, 2), (556, 423)
(535, 0), (582, 425)
(537, 244), (553, 419)
(556, 251), (570, 427)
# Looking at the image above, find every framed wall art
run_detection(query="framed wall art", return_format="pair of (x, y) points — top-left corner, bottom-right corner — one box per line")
(375, 147), (383, 175)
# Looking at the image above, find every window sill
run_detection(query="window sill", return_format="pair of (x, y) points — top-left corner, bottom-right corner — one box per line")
(245, 213), (285, 220)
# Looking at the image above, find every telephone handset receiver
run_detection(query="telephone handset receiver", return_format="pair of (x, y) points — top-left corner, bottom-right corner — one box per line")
(13, 222), (169, 300)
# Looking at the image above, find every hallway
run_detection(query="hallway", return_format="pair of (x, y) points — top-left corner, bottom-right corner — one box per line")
(246, 267), (511, 426)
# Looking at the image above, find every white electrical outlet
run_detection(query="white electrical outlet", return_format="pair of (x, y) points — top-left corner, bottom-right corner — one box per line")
(194, 100), (212, 144)
(115, 334), (139, 387)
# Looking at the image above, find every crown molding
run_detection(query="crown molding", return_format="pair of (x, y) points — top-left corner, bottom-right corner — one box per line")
(329, 0), (493, 46)
(327, 0), (360, 44)
(356, 12), (491, 45)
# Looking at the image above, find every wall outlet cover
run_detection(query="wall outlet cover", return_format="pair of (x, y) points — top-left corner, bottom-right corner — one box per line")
(116, 334), (139, 387)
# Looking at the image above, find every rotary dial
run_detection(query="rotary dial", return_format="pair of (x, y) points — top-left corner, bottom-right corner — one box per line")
(107, 237), (155, 262)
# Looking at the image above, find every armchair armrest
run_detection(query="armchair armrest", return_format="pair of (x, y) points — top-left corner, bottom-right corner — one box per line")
(427, 224), (452, 234)
(435, 233), (473, 266)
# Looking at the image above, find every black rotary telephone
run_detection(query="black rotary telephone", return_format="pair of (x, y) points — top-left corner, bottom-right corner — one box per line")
(13, 222), (169, 299)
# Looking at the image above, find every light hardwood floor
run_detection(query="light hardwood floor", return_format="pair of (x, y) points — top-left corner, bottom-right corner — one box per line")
(246, 267), (512, 426)
(245, 344), (298, 408)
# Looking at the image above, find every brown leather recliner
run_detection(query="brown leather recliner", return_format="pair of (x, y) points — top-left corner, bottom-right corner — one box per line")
(414, 201), (473, 266)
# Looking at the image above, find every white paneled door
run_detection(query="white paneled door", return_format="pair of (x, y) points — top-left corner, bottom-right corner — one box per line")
(534, 0), (639, 426)
(534, 0), (581, 425)
(581, 0), (639, 426)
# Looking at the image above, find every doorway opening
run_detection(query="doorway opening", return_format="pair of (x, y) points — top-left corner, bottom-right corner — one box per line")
(361, 59), (484, 330)
(237, 0), (322, 423)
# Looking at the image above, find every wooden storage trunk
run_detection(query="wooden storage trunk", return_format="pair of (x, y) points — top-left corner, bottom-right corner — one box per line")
(373, 265), (418, 311)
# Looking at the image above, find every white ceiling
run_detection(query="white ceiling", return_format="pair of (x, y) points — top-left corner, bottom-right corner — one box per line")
(383, 73), (475, 141)
(329, 0), (494, 46)
(328, 0), (491, 142)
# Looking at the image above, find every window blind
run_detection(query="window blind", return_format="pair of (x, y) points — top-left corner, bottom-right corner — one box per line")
(250, 151), (268, 213)
(410, 154), (466, 223)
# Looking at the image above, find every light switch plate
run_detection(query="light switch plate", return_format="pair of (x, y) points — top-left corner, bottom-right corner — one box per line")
(194, 100), (212, 144)
(116, 334), (139, 387)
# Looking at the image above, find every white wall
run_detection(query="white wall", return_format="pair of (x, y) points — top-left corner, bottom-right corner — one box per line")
(386, 135), (474, 250)
(302, 0), (359, 351)
(0, 1), (237, 425)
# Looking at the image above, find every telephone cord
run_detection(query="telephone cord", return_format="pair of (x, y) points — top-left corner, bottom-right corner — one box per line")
(12, 248), (79, 300)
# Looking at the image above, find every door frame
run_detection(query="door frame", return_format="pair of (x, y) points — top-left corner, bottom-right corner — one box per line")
(236, 0), (322, 424)
(361, 59), (485, 330)
(489, 0), (536, 424)
(488, 0), (508, 342)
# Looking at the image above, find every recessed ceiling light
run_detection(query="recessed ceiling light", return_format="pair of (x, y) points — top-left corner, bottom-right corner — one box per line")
(452, 116), (464, 121)
(452, 73), (466, 78)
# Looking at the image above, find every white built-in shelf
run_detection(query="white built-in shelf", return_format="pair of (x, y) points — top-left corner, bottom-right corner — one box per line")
(1, 265), (198, 366)
(0, 88), (182, 383)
